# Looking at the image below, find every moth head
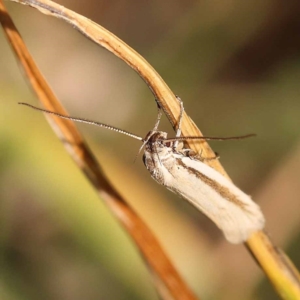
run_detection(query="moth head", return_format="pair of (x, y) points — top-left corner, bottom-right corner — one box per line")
(144, 131), (167, 150)
(142, 131), (169, 174)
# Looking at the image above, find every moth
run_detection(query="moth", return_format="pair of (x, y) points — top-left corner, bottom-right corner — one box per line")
(19, 101), (265, 244)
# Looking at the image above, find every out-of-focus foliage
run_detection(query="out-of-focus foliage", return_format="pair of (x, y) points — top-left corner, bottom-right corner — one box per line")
(1, 1), (300, 299)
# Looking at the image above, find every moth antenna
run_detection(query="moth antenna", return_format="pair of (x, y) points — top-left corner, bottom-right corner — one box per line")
(18, 102), (143, 141)
(163, 134), (256, 144)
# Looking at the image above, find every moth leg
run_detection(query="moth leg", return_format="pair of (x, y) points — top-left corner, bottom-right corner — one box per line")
(197, 150), (220, 162)
(175, 96), (184, 138)
(153, 101), (163, 131)
(187, 148), (220, 161)
(204, 152), (220, 161)
(136, 101), (163, 160)
(181, 148), (197, 158)
(173, 96), (184, 151)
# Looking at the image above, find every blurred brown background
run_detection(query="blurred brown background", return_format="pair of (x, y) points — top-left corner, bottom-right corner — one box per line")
(1, 0), (300, 299)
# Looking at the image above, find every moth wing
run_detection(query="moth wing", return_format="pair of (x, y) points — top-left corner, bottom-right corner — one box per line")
(168, 157), (265, 243)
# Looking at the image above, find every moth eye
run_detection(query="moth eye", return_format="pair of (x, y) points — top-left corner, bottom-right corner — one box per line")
(165, 142), (171, 147)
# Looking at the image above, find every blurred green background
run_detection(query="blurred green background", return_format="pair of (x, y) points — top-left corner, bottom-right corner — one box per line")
(1, 0), (300, 299)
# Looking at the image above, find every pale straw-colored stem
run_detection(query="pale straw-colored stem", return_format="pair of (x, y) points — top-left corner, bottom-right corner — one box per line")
(2, 0), (300, 299)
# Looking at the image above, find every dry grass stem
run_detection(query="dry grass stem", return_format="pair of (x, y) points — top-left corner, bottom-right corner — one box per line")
(2, 0), (300, 299)
(0, 1), (198, 300)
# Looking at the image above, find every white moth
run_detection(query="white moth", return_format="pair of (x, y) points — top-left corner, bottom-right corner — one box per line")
(19, 101), (265, 244)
